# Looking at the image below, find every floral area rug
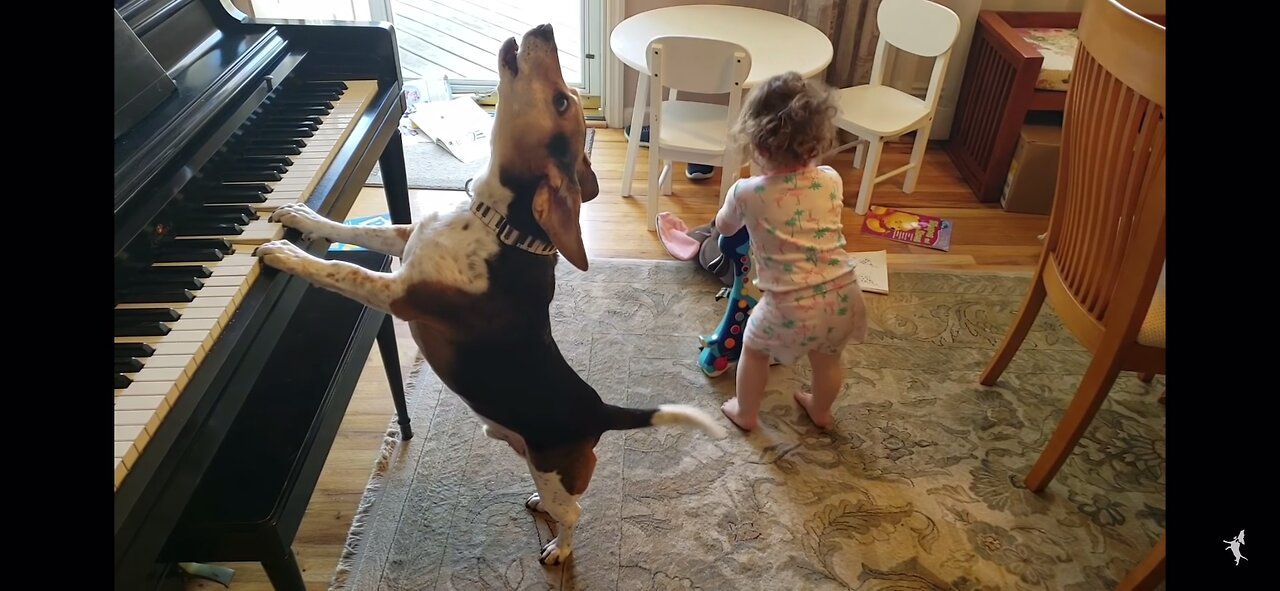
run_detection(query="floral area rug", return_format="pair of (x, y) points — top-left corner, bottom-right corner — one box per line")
(331, 260), (1165, 591)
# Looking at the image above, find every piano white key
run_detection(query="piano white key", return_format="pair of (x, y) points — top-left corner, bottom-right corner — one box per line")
(248, 79), (378, 214)
(139, 354), (195, 369)
(129, 366), (186, 385)
(116, 409), (166, 438)
(113, 79), (380, 491)
(115, 395), (168, 412)
(202, 274), (248, 287)
(176, 220), (283, 245)
(115, 441), (140, 470)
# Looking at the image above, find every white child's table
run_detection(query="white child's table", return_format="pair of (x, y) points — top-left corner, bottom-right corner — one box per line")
(610, 5), (834, 196)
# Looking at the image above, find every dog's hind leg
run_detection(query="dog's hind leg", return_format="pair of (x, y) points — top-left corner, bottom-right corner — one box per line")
(525, 440), (598, 565)
(255, 239), (402, 315)
(270, 203), (414, 257)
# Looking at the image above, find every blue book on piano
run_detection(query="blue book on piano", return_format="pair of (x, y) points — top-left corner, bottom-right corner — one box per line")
(329, 213), (391, 251)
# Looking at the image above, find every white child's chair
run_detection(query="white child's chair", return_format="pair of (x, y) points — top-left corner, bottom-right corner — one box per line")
(831, 0), (961, 214)
(631, 36), (752, 230)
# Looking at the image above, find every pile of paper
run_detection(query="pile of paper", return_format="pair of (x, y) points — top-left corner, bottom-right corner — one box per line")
(407, 97), (493, 163)
(393, 77), (494, 164)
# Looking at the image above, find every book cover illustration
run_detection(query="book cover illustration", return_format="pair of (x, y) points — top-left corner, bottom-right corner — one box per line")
(861, 206), (953, 252)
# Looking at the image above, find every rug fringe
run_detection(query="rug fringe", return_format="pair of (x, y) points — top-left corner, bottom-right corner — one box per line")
(328, 355), (429, 591)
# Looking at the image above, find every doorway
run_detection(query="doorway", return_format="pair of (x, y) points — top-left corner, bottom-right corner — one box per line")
(388, 0), (603, 113)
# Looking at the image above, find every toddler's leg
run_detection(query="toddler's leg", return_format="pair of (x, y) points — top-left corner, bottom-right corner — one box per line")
(722, 346), (771, 431)
(795, 350), (843, 429)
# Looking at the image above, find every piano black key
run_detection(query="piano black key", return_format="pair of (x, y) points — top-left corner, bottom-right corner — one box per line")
(253, 127), (315, 139)
(115, 308), (182, 323)
(115, 359), (145, 374)
(272, 98), (334, 109)
(291, 106), (332, 116)
(219, 171), (282, 183)
(202, 182), (272, 197)
(260, 121), (319, 132)
(117, 288), (196, 304)
(116, 374), (133, 389)
(115, 321), (172, 337)
(199, 211), (253, 225)
(223, 157), (294, 173)
(247, 138), (307, 149)
(222, 182), (273, 195)
(155, 249), (224, 263)
(176, 224), (244, 238)
(201, 193), (267, 205)
(114, 343), (156, 359)
(146, 265), (212, 279)
(304, 80), (348, 91)
(130, 275), (206, 290)
(232, 154), (294, 166)
(239, 124), (309, 138)
(243, 145), (302, 156)
(254, 116), (323, 128)
(169, 238), (234, 253)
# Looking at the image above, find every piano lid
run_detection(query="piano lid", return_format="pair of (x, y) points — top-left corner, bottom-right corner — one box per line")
(114, 0), (287, 216)
(114, 8), (178, 140)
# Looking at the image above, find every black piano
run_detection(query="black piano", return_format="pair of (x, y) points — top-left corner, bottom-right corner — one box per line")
(114, 1), (415, 589)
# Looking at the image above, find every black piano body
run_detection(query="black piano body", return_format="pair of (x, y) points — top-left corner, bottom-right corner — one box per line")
(114, 1), (413, 588)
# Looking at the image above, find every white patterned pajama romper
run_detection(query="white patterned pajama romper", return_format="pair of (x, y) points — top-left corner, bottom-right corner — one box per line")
(716, 165), (869, 365)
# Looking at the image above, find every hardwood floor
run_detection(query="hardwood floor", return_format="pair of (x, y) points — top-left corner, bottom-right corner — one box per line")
(191, 129), (1047, 590)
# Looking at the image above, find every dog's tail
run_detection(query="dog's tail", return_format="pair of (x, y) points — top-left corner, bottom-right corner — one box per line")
(600, 404), (727, 439)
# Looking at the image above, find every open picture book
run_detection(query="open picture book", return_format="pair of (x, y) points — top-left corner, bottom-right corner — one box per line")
(406, 96), (493, 164)
(850, 250), (889, 295)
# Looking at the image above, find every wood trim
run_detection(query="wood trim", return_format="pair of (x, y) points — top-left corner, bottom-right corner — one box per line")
(603, 0), (625, 128)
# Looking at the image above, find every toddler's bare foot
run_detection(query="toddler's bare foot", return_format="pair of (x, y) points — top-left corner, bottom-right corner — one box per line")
(721, 398), (758, 431)
(793, 390), (835, 429)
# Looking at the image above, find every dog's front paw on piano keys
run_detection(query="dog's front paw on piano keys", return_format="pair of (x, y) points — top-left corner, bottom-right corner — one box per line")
(269, 203), (332, 241)
(254, 240), (310, 274)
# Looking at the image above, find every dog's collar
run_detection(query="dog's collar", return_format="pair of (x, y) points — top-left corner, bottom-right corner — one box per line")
(467, 181), (558, 257)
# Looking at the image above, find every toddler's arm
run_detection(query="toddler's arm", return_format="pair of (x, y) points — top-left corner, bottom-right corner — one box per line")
(715, 181), (745, 236)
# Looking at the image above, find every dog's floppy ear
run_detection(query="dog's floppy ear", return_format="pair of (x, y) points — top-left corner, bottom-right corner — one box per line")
(533, 162), (589, 271)
(577, 152), (599, 203)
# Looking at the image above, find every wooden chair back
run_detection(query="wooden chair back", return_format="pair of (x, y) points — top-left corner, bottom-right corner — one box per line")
(1042, 0), (1166, 353)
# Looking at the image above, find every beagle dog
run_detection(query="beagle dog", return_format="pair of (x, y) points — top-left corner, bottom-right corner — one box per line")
(254, 24), (725, 565)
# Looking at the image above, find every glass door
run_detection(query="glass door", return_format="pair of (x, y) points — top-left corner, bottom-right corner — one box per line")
(387, 0), (602, 108)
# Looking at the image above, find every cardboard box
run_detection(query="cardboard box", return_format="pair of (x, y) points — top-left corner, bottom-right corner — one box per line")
(1001, 124), (1062, 215)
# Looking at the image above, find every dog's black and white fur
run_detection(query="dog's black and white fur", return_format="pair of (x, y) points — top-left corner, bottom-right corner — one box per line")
(254, 24), (726, 565)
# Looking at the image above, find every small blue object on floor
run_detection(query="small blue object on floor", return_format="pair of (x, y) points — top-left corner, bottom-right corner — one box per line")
(624, 125), (717, 180)
(329, 213), (391, 251)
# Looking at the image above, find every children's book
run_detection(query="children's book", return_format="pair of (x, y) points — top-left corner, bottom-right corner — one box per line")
(861, 206), (953, 252)
(329, 213), (391, 252)
(850, 250), (889, 295)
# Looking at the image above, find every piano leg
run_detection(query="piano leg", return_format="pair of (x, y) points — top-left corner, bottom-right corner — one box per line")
(378, 314), (413, 440)
(262, 547), (306, 591)
(379, 130), (412, 225)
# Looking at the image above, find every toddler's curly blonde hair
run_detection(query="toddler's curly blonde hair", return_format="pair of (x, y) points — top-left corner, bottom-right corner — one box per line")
(732, 71), (838, 171)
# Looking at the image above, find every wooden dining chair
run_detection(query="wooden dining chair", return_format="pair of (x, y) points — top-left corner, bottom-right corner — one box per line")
(979, 1), (1165, 587)
(980, 0), (1165, 492)
(981, 2), (1165, 586)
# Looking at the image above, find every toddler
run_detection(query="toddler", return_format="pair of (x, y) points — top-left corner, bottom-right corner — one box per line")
(715, 72), (868, 431)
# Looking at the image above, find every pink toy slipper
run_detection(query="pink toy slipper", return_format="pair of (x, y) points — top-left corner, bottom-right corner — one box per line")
(656, 212), (701, 261)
